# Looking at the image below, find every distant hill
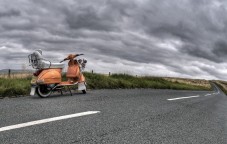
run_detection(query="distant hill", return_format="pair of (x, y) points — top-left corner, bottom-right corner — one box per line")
(0, 69), (34, 74)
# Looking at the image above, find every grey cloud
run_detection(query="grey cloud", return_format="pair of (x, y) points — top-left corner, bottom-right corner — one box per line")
(0, 9), (20, 18)
(1, 20), (34, 31)
(65, 6), (117, 31)
(151, 22), (196, 42)
(180, 44), (222, 63)
(63, 0), (134, 31)
(213, 40), (227, 57)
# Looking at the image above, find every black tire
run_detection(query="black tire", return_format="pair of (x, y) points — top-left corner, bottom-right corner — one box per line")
(82, 90), (86, 94)
(37, 85), (52, 98)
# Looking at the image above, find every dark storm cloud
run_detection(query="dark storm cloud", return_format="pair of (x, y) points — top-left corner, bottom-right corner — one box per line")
(213, 40), (227, 57)
(181, 44), (222, 63)
(63, 0), (135, 31)
(65, 6), (117, 31)
(0, 9), (20, 18)
(1, 0), (227, 79)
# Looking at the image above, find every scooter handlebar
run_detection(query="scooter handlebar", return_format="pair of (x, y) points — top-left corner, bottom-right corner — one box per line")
(60, 58), (67, 63)
(60, 54), (84, 62)
(76, 54), (84, 56)
(60, 60), (64, 63)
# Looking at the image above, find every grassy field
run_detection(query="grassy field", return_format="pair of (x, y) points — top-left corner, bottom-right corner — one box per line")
(0, 77), (31, 97)
(0, 72), (32, 79)
(163, 77), (211, 90)
(0, 72), (211, 98)
(85, 73), (211, 90)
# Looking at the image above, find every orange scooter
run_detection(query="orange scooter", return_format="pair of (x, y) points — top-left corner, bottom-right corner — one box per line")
(28, 50), (87, 98)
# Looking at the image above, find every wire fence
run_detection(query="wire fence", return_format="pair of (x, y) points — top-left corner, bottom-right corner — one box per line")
(0, 69), (138, 79)
(0, 69), (33, 79)
(0, 69), (122, 79)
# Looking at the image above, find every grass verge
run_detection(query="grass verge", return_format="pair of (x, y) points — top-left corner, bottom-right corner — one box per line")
(0, 72), (211, 98)
(0, 77), (31, 98)
(85, 73), (210, 90)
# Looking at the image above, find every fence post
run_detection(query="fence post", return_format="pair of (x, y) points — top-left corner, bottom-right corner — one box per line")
(109, 72), (111, 76)
(92, 70), (93, 74)
(8, 69), (11, 78)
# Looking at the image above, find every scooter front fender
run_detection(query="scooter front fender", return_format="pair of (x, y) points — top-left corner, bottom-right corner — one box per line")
(30, 84), (37, 96)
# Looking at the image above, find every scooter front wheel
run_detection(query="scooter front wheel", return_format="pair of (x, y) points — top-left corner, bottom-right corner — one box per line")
(82, 90), (86, 94)
(37, 85), (52, 98)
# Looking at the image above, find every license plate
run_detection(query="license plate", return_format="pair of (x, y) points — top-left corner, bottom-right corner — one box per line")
(30, 87), (36, 96)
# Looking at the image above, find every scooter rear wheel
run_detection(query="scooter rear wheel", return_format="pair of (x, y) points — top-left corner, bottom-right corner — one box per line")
(37, 85), (52, 98)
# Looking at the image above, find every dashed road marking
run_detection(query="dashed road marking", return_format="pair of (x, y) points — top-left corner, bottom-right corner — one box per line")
(205, 94), (212, 96)
(0, 111), (100, 132)
(167, 95), (200, 101)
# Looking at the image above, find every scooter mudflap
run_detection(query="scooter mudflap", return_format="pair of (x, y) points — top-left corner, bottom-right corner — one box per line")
(78, 82), (86, 91)
(30, 87), (36, 96)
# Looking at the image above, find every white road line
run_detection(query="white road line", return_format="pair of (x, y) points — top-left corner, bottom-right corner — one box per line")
(167, 95), (200, 101)
(0, 111), (100, 132)
(205, 94), (211, 96)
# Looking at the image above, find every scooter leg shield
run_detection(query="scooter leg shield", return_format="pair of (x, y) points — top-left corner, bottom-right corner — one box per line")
(78, 82), (86, 91)
(78, 74), (86, 83)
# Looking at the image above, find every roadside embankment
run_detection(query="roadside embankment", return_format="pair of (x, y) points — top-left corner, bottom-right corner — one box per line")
(0, 72), (212, 98)
(212, 80), (227, 95)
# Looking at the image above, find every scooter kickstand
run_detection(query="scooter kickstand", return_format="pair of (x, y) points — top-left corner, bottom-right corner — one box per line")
(67, 86), (72, 96)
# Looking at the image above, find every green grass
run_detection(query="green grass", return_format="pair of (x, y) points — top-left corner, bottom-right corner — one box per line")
(84, 73), (210, 90)
(0, 77), (31, 97)
(0, 72), (210, 98)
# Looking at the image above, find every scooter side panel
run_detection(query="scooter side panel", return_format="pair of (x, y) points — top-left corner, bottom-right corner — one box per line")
(37, 69), (62, 84)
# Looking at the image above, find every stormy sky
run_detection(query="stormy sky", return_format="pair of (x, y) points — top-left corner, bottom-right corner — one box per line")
(1, 0), (227, 80)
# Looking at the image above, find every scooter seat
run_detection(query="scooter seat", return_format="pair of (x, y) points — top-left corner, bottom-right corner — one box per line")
(30, 50), (65, 69)
(50, 63), (65, 69)
(40, 60), (65, 69)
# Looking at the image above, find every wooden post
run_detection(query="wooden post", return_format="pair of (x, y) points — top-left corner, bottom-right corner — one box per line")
(92, 70), (93, 74)
(109, 72), (111, 76)
(8, 69), (11, 78)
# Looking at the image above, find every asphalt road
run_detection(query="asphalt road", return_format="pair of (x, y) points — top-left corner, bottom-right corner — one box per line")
(0, 84), (227, 144)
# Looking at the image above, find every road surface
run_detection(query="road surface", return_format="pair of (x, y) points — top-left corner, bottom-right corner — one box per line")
(0, 84), (227, 144)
